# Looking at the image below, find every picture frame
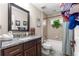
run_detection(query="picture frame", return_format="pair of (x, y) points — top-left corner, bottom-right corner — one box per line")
(23, 21), (27, 26)
(36, 19), (41, 27)
(15, 20), (20, 26)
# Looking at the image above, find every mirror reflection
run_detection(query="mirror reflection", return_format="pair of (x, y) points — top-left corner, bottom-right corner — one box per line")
(8, 3), (29, 31)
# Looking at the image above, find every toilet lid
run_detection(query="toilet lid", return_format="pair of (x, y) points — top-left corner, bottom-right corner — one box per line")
(42, 43), (52, 49)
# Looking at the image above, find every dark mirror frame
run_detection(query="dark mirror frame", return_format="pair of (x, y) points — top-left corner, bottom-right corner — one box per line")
(8, 3), (30, 31)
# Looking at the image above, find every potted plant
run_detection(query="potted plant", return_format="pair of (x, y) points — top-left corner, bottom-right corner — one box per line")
(52, 19), (61, 28)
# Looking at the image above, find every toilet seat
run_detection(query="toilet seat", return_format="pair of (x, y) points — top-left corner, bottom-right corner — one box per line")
(42, 42), (55, 55)
(42, 42), (52, 50)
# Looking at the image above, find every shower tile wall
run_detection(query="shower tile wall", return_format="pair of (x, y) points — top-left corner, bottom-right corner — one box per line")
(47, 16), (64, 41)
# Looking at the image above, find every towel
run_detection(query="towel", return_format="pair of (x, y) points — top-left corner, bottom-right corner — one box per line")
(61, 3), (79, 22)
(0, 33), (13, 41)
(61, 11), (69, 21)
(69, 15), (76, 29)
(69, 13), (79, 30)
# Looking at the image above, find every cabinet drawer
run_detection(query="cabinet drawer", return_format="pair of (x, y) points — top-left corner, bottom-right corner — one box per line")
(24, 40), (36, 50)
(3, 44), (23, 56)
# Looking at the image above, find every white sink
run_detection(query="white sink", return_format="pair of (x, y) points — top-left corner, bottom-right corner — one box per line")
(0, 38), (12, 48)
(19, 37), (31, 40)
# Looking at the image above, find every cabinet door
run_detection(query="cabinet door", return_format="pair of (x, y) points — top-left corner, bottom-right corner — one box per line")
(24, 45), (36, 56)
(36, 38), (41, 56)
(24, 40), (36, 50)
(36, 43), (41, 56)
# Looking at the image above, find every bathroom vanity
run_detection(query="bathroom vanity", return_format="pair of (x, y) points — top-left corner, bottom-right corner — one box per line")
(0, 36), (41, 56)
(0, 3), (42, 56)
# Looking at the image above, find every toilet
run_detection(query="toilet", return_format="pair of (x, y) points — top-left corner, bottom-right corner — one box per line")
(42, 40), (54, 55)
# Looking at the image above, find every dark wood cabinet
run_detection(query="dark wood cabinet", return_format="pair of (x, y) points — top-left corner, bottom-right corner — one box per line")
(36, 38), (41, 56)
(24, 39), (37, 56)
(15, 53), (23, 56)
(36, 43), (41, 56)
(24, 45), (36, 56)
(2, 44), (23, 56)
(1, 38), (41, 56)
(24, 40), (36, 50)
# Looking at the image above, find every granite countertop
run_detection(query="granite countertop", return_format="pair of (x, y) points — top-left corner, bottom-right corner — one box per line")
(0, 35), (41, 50)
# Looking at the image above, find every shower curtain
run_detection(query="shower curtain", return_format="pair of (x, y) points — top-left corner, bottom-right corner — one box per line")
(62, 22), (74, 56)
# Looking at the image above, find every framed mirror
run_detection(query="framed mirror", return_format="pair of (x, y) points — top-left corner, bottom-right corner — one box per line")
(8, 3), (30, 31)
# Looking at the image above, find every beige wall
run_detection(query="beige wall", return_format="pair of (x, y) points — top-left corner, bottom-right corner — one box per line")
(47, 16), (64, 41)
(0, 4), (8, 35)
(0, 3), (45, 37)
(43, 14), (48, 40)
(29, 4), (43, 36)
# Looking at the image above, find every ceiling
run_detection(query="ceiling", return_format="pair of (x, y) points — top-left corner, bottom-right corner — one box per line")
(32, 3), (61, 17)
